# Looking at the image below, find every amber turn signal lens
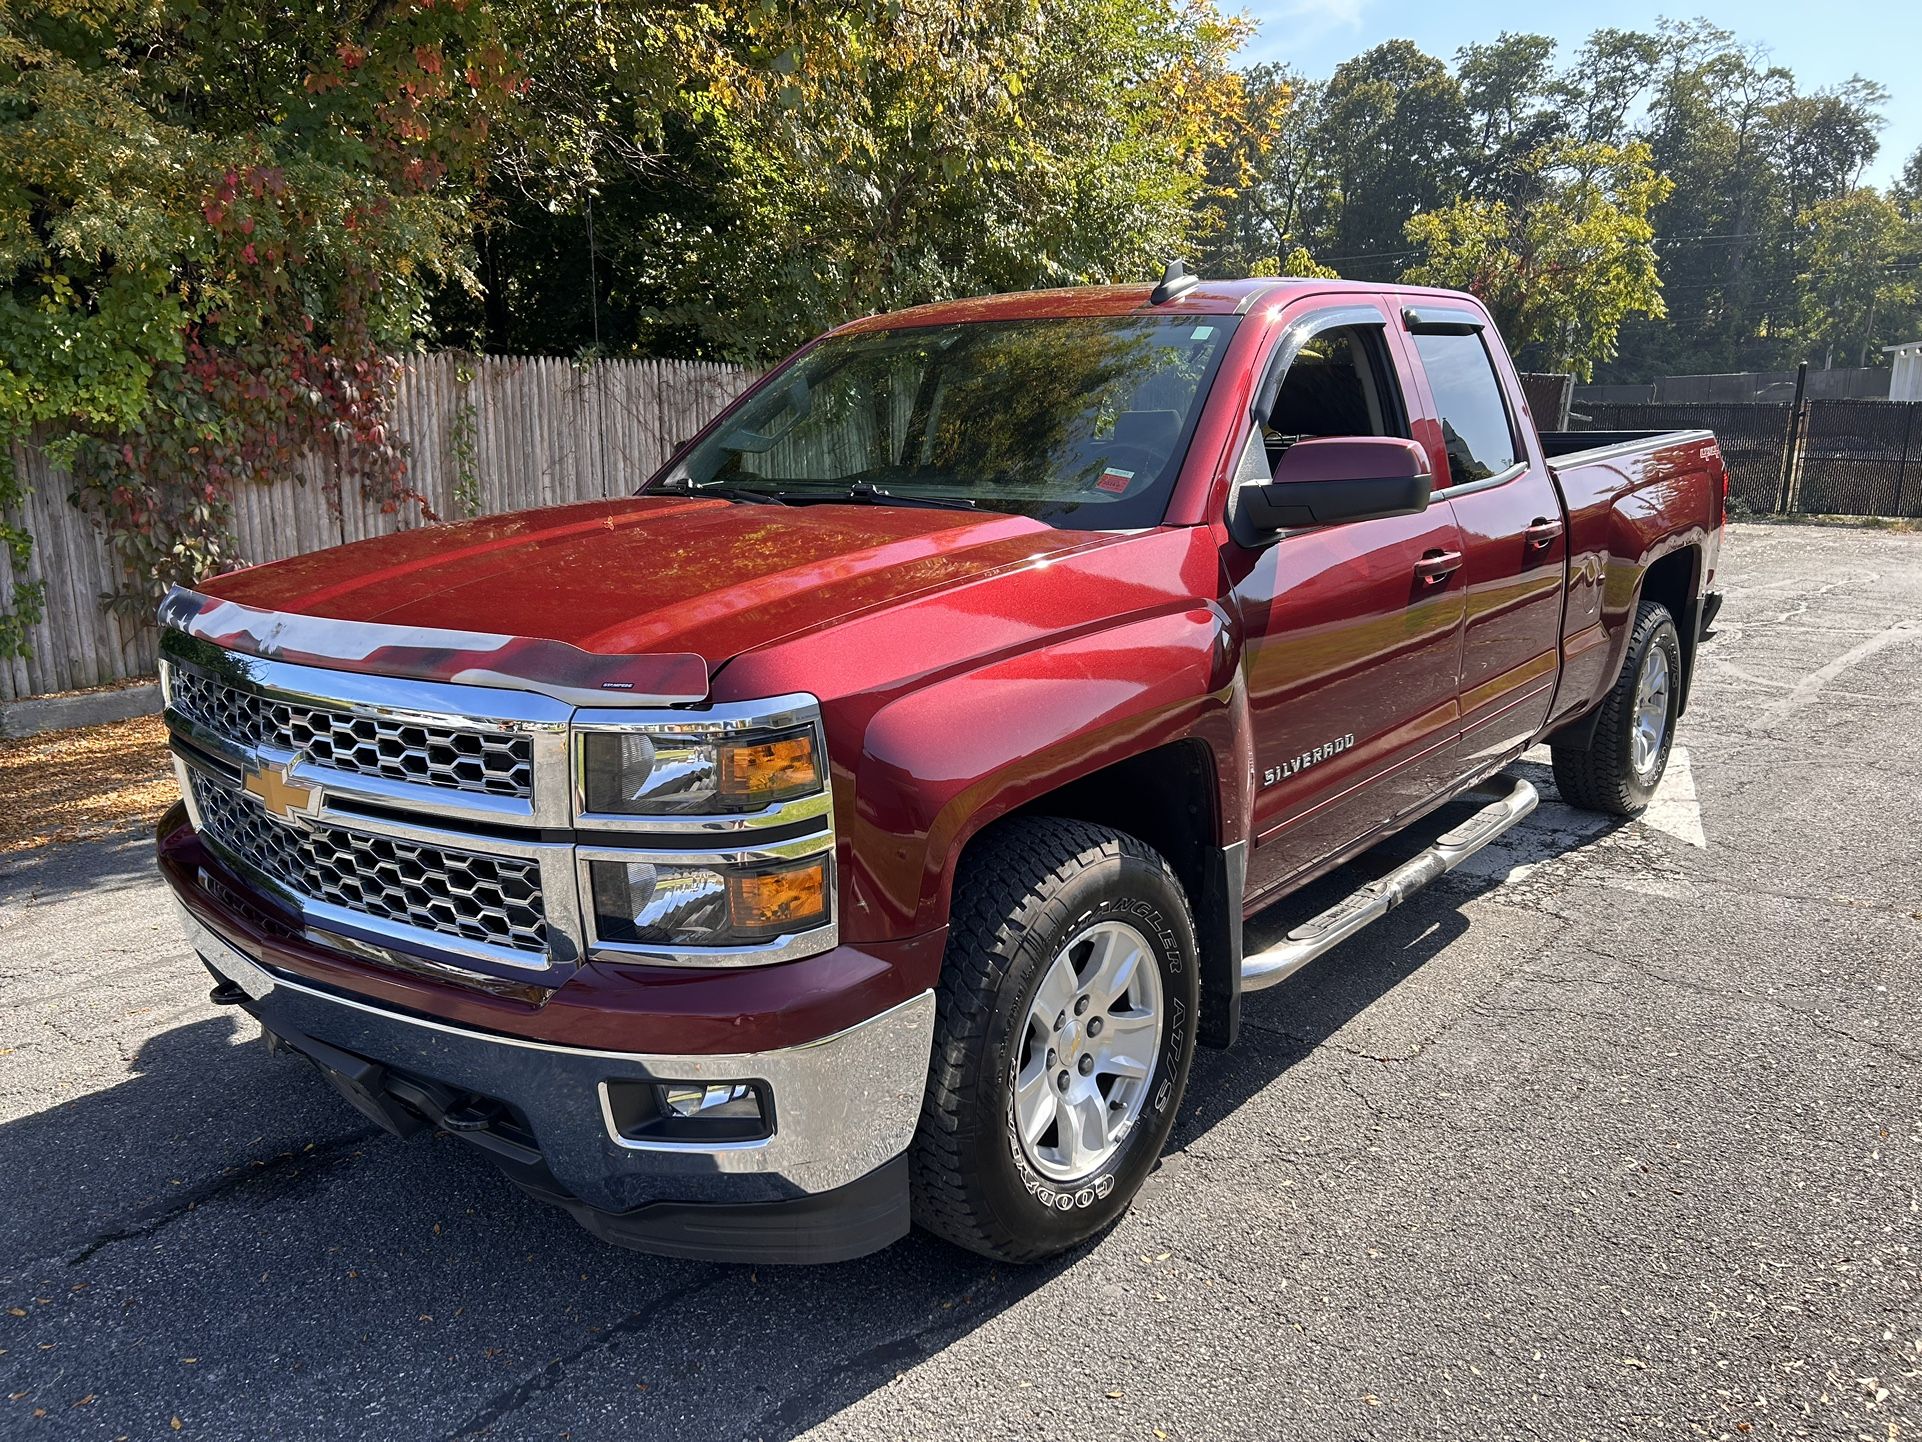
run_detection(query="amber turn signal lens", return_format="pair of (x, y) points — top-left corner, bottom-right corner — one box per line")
(719, 733), (820, 801)
(726, 859), (828, 935)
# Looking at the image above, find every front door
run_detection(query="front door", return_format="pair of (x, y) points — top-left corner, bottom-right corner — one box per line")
(1226, 303), (1468, 907)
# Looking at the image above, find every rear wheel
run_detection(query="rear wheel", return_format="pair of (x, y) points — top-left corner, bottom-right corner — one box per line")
(910, 817), (1198, 1262)
(1552, 599), (1682, 816)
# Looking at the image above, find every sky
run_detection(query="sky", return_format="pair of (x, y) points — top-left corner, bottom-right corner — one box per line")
(1238, 0), (1919, 187)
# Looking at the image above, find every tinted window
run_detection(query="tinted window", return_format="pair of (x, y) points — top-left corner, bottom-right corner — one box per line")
(1264, 325), (1406, 468)
(1411, 331), (1519, 486)
(667, 316), (1237, 530)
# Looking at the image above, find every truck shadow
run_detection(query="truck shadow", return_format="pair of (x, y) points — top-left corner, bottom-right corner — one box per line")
(0, 765), (1630, 1441)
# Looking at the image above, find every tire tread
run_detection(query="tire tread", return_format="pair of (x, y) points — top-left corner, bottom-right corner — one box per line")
(1551, 599), (1676, 816)
(909, 816), (1188, 1262)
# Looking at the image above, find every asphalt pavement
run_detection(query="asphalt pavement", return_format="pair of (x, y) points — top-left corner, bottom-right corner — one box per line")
(1, 519), (1918, 1440)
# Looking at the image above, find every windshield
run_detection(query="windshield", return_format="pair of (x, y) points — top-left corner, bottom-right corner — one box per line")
(660, 315), (1239, 529)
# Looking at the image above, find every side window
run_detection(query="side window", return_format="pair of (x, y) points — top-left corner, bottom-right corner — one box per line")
(1262, 325), (1406, 468)
(1410, 330), (1519, 487)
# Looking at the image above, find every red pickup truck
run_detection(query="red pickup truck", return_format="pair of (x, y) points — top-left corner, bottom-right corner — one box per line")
(157, 272), (1726, 1265)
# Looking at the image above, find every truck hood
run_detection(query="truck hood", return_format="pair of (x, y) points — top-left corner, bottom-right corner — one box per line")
(203, 496), (1107, 670)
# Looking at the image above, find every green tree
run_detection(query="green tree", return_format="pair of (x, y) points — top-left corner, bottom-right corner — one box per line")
(1309, 41), (1469, 279)
(0, 0), (523, 648)
(1403, 140), (1672, 378)
(1792, 189), (1922, 367)
(1194, 62), (1296, 280)
(643, 1), (1251, 358)
(1895, 146), (1922, 219)
(1554, 28), (1662, 146)
(1456, 33), (1567, 206)
(1, 0), (1251, 654)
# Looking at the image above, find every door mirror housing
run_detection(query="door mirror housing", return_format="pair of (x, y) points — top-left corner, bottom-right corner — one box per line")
(1239, 436), (1433, 532)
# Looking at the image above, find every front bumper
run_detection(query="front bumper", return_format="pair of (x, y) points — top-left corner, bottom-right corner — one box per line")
(176, 900), (935, 1264)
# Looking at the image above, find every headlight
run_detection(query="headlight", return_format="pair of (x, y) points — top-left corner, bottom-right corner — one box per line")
(579, 725), (821, 815)
(587, 854), (830, 946)
(573, 696), (836, 964)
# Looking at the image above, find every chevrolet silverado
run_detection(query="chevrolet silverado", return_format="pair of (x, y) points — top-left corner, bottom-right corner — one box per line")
(157, 270), (1727, 1264)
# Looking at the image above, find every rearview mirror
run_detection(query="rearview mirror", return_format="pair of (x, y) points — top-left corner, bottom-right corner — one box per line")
(1240, 436), (1433, 531)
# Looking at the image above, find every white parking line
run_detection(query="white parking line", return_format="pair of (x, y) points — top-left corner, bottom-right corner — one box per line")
(1454, 746), (1706, 886)
(1639, 746), (1706, 849)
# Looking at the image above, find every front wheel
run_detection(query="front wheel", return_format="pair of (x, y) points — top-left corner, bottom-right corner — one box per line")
(910, 817), (1198, 1262)
(1552, 599), (1683, 815)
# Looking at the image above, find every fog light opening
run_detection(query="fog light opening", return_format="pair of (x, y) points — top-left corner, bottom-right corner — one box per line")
(601, 1077), (773, 1146)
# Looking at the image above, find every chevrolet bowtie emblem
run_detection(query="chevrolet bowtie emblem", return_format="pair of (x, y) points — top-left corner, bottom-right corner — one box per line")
(242, 761), (318, 823)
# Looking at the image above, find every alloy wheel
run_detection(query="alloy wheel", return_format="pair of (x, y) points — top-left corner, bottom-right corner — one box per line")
(1011, 920), (1163, 1183)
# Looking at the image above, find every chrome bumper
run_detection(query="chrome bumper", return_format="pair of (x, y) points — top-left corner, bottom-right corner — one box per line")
(179, 906), (935, 1212)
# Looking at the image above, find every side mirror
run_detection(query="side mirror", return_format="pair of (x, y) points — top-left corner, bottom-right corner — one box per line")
(1239, 436), (1433, 531)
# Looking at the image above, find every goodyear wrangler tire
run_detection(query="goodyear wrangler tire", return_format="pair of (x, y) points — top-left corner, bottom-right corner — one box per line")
(1551, 599), (1682, 817)
(910, 817), (1198, 1263)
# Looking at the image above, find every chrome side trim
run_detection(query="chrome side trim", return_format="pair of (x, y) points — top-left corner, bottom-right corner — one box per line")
(1241, 776), (1538, 993)
(1431, 459), (1529, 503)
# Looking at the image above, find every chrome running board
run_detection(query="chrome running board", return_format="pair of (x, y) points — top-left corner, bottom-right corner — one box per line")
(1240, 776), (1539, 993)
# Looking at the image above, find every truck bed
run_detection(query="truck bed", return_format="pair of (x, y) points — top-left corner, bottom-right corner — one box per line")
(1538, 429), (1713, 465)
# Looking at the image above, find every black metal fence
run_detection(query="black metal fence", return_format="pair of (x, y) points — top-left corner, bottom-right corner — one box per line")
(1570, 400), (1922, 518)
(1798, 402), (1921, 517)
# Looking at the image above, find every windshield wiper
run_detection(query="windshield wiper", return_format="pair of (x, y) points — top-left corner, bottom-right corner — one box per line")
(653, 478), (787, 505)
(829, 481), (978, 512)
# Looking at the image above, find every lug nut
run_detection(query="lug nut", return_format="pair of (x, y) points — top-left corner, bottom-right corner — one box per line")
(1074, 995), (1091, 1016)
(1056, 1071), (1070, 1092)
(1046, 1048), (1057, 1066)
(1086, 1018), (1103, 1037)
(1078, 1055), (1094, 1075)
(1054, 1011), (1067, 1032)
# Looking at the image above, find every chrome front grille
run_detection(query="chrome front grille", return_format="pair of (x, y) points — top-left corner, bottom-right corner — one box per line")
(159, 614), (836, 982)
(169, 666), (534, 798)
(189, 771), (549, 954)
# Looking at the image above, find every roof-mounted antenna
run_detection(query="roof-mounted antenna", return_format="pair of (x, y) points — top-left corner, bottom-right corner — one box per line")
(1150, 258), (1199, 305)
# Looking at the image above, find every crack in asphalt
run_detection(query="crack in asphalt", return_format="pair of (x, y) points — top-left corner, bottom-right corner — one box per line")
(441, 1269), (736, 1440)
(61, 1125), (384, 1268)
(746, 1268), (1053, 1438)
(1576, 946), (1922, 1069)
(1237, 1014), (1436, 1068)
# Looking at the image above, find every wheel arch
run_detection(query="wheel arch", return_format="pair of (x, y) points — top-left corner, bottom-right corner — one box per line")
(846, 606), (1250, 1046)
(1636, 543), (1703, 714)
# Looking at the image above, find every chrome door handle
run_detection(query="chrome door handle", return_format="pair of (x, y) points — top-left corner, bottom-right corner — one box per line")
(1524, 517), (1564, 548)
(1414, 549), (1464, 584)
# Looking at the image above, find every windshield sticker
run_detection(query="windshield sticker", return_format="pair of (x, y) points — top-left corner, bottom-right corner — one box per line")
(1096, 468), (1135, 494)
(1190, 325), (1215, 340)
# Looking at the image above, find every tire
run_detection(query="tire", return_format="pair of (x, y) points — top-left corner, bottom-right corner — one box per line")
(1551, 599), (1683, 816)
(910, 817), (1199, 1263)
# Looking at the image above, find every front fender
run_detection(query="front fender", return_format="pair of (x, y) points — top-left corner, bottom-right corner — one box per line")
(841, 605), (1245, 939)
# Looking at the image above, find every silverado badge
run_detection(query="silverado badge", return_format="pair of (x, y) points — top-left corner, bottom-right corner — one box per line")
(1262, 733), (1355, 787)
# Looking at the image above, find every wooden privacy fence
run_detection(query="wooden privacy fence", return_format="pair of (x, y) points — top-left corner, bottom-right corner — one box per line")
(0, 353), (756, 702)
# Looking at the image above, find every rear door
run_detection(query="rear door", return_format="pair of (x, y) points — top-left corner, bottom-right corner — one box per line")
(1395, 301), (1567, 773)
(1225, 299), (1468, 905)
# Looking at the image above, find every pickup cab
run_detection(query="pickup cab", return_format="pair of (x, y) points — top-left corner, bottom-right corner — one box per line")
(156, 273), (1726, 1264)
